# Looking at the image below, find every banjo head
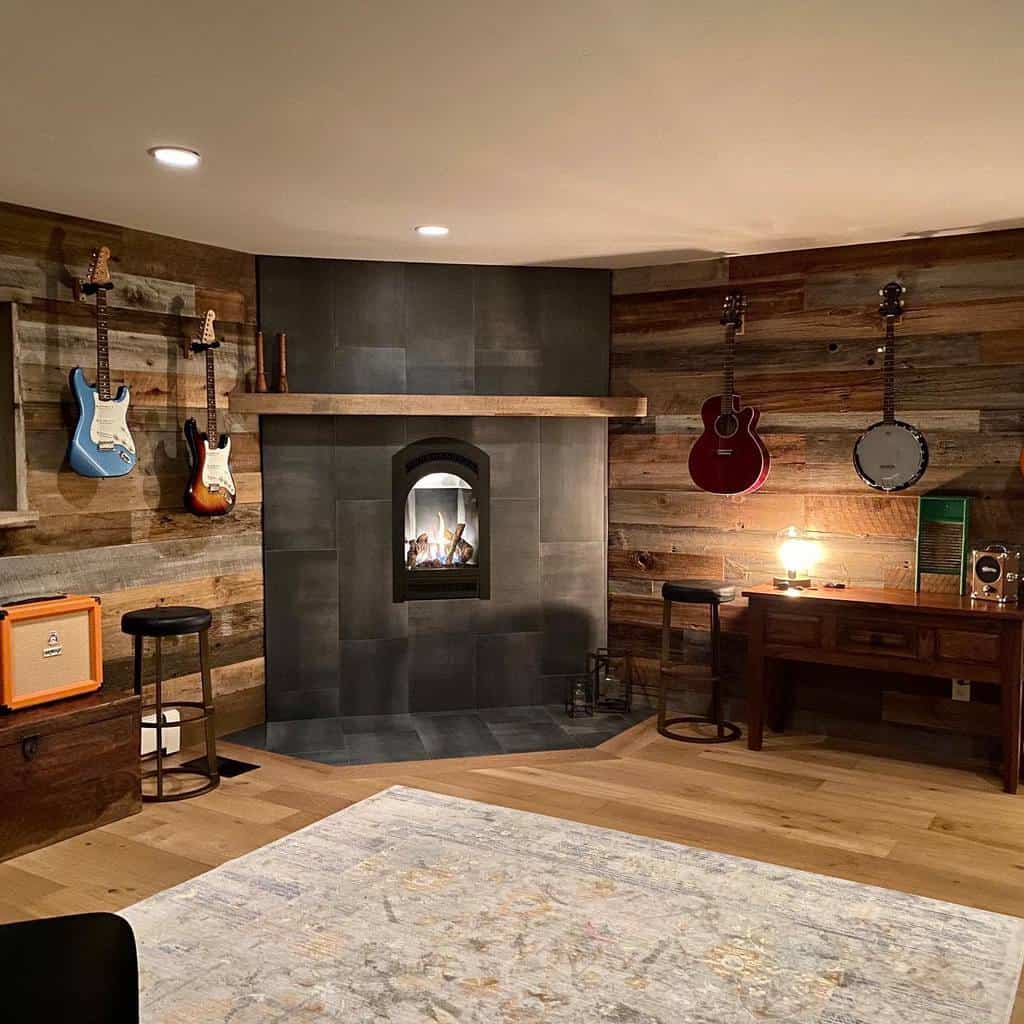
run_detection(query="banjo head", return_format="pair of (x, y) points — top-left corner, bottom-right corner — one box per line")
(853, 420), (929, 492)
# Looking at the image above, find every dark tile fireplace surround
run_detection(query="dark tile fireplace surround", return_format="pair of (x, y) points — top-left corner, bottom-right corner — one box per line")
(237, 258), (634, 761)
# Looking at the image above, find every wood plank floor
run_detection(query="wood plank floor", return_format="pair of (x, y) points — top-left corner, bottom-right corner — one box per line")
(3, 717), (1023, 1020)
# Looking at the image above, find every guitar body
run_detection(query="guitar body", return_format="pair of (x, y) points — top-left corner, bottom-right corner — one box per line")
(68, 367), (137, 477)
(184, 418), (236, 516)
(853, 419), (928, 492)
(688, 393), (771, 495)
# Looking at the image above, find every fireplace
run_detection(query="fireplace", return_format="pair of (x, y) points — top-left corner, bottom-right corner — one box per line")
(392, 437), (490, 602)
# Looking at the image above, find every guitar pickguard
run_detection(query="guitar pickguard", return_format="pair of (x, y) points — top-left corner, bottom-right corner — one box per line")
(201, 440), (236, 496)
(88, 392), (136, 453)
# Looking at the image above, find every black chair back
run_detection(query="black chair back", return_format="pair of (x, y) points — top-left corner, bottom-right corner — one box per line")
(0, 912), (139, 1022)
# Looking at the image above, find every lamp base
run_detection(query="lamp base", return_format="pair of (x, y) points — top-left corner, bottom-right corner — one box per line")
(773, 575), (811, 590)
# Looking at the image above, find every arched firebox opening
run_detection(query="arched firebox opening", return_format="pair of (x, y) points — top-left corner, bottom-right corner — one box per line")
(392, 437), (490, 602)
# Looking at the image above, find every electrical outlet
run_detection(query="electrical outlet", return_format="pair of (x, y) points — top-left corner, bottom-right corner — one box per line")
(951, 680), (971, 702)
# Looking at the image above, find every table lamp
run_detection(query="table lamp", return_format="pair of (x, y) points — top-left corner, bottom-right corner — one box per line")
(774, 526), (817, 590)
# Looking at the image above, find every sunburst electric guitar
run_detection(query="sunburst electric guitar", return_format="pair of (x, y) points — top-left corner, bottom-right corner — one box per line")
(184, 311), (236, 516)
(687, 292), (771, 495)
(68, 246), (137, 477)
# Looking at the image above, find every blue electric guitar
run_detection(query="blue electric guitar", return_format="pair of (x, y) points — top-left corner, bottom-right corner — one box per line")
(68, 246), (137, 477)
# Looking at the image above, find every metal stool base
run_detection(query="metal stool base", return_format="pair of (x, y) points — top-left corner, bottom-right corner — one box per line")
(657, 714), (742, 745)
(658, 589), (741, 746)
(130, 624), (219, 804)
(141, 766), (219, 802)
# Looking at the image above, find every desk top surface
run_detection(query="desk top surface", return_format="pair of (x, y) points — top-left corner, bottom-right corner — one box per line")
(742, 582), (1024, 620)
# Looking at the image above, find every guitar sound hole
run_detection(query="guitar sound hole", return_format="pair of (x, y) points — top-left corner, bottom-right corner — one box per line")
(714, 413), (739, 438)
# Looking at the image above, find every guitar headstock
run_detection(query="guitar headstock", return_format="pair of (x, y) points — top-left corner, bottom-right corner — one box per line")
(878, 281), (906, 321)
(720, 292), (747, 333)
(190, 310), (220, 354)
(80, 246), (113, 296)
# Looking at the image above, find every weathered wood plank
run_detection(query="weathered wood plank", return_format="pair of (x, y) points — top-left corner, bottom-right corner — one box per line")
(608, 523), (914, 589)
(651, 411), (982, 434)
(804, 258), (1024, 311)
(104, 617), (263, 692)
(0, 535), (261, 600)
(0, 202), (256, 309)
(26, 466), (261, 515)
(612, 258), (730, 295)
(613, 364), (1024, 414)
(20, 362), (248, 410)
(608, 548), (724, 583)
(609, 490), (804, 531)
(22, 401), (258, 435)
(16, 321), (251, 378)
(0, 254), (195, 316)
(724, 228), (1024, 280)
(97, 570), (263, 624)
(612, 331), (982, 374)
(18, 298), (255, 347)
(613, 279), (804, 334)
(25, 428), (260, 479)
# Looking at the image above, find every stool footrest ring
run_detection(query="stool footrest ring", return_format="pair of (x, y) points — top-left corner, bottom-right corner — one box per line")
(141, 765), (219, 803)
(657, 715), (742, 745)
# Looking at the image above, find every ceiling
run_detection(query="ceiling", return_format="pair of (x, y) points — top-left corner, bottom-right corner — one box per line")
(2, 2), (1022, 266)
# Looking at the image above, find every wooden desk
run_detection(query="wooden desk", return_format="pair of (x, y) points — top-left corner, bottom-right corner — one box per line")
(743, 584), (1024, 793)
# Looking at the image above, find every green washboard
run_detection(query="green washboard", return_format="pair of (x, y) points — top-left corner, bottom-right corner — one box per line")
(915, 496), (970, 594)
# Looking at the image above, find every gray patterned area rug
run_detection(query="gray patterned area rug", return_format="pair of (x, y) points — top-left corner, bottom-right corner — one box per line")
(121, 785), (1024, 1023)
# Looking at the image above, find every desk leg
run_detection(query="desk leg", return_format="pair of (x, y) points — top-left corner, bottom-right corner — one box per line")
(747, 601), (766, 751)
(1001, 628), (1022, 794)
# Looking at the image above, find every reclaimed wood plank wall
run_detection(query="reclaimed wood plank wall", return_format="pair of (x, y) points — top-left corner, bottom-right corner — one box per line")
(0, 202), (264, 737)
(609, 229), (1024, 746)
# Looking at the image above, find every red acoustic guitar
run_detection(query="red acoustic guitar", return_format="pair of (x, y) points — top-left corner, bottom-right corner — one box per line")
(687, 292), (770, 495)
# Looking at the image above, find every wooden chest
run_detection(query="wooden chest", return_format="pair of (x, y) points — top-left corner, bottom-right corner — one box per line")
(0, 692), (141, 862)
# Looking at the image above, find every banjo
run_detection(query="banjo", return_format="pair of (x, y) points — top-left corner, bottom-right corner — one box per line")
(853, 281), (928, 492)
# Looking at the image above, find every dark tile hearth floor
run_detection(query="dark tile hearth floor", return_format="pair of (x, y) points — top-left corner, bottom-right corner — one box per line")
(225, 704), (654, 766)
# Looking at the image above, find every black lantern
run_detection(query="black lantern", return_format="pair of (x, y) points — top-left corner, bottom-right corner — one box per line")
(565, 675), (594, 718)
(589, 648), (633, 713)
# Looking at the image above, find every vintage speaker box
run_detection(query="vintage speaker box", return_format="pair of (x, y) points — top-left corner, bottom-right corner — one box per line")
(970, 545), (1021, 603)
(0, 595), (103, 710)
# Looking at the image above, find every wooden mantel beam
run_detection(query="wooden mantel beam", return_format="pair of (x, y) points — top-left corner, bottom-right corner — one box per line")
(229, 393), (647, 418)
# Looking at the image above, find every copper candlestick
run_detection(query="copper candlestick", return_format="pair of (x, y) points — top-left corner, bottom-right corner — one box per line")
(254, 330), (269, 393)
(276, 332), (289, 393)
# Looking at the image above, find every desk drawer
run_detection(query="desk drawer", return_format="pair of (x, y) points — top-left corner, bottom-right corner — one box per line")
(934, 628), (1001, 666)
(837, 617), (917, 659)
(765, 612), (822, 647)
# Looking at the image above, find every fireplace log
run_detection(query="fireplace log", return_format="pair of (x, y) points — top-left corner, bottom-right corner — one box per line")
(445, 523), (466, 565)
(407, 532), (431, 568)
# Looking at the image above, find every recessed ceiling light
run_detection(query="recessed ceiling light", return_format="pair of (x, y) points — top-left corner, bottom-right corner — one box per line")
(149, 146), (201, 168)
(415, 225), (449, 237)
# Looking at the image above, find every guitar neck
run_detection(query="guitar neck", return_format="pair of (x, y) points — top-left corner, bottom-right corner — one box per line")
(205, 347), (218, 438)
(95, 287), (111, 400)
(882, 318), (896, 423)
(721, 324), (736, 410)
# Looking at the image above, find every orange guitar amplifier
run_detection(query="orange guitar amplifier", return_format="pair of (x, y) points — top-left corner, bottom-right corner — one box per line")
(0, 595), (103, 711)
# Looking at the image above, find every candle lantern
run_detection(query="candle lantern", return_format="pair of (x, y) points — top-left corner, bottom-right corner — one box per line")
(565, 675), (594, 718)
(589, 648), (632, 713)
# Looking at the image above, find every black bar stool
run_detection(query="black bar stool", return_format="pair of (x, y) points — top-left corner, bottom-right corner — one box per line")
(122, 606), (219, 802)
(658, 580), (741, 744)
